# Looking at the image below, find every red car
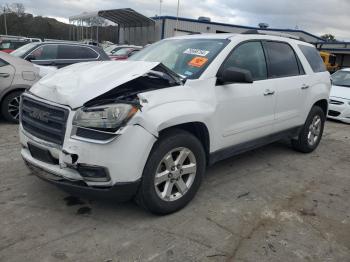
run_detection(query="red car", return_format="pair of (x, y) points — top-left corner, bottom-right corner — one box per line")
(109, 46), (142, 60)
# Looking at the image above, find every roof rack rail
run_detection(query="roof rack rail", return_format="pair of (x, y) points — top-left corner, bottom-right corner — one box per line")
(242, 29), (306, 42)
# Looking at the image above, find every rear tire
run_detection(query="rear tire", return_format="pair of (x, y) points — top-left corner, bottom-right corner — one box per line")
(1, 91), (23, 123)
(136, 129), (206, 215)
(292, 106), (325, 153)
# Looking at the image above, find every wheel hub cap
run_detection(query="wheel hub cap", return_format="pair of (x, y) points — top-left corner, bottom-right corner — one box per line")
(154, 147), (197, 202)
(8, 95), (20, 120)
(308, 115), (321, 146)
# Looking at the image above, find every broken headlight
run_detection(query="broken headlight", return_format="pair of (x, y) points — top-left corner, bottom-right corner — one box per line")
(73, 104), (138, 132)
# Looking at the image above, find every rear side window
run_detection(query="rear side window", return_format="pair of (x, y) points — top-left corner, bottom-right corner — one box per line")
(299, 45), (327, 73)
(80, 47), (99, 59)
(264, 41), (300, 78)
(58, 45), (98, 59)
(221, 41), (267, 81)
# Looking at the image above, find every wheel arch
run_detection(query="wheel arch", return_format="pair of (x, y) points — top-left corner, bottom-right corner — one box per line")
(158, 122), (211, 165)
(313, 99), (328, 116)
(0, 85), (29, 105)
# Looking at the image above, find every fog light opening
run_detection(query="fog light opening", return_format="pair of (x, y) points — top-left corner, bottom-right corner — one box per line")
(77, 164), (110, 182)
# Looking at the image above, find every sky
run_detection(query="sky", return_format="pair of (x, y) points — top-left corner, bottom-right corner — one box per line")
(4, 0), (350, 40)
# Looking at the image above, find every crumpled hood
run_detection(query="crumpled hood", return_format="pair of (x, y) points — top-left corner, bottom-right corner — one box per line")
(330, 85), (350, 100)
(29, 60), (159, 108)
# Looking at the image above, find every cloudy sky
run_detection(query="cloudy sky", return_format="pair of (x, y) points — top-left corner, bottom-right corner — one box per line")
(5, 0), (350, 40)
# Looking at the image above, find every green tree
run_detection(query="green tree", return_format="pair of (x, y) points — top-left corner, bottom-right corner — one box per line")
(321, 34), (336, 42)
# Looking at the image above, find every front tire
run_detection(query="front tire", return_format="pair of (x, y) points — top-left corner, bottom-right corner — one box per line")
(292, 106), (325, 153)
(136, 129), (206, 215)
(1, 91), (23, 123)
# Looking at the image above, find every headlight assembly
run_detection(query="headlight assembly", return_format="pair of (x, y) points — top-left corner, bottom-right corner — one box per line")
(73, 103), (138, 132)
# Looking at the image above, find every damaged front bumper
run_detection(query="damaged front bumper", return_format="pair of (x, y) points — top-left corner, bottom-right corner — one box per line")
(20, 118), (156, 200)
(24, 159), (140, 201)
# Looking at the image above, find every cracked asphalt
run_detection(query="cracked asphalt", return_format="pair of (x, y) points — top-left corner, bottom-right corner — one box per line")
(0, 120), (349, 262)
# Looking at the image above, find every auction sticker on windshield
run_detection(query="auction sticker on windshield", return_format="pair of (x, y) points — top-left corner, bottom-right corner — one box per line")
(188, 57), (208, 68)
(184, 48), (210, 57)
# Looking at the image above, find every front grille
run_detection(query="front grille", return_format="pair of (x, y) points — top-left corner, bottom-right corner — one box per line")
(330, 99), (344, 105)
(21, 96), (69, 145)
(328, 110), (341, 117)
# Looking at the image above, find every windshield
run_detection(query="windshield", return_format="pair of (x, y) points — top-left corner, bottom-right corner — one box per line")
(113, 48), (133, 56)
(11, 42), (38, 57)
(104, 45), (118, 54)
(332, 71), (350, 87)
(129, 38), (229, 79)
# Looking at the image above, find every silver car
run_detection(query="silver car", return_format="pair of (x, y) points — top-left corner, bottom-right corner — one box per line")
(0, 52), (40, 122)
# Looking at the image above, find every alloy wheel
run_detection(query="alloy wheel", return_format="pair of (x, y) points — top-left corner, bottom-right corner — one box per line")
(154, 147), (197, 202)
(8, 95), (20, 121)
(307, 115), (322, 146)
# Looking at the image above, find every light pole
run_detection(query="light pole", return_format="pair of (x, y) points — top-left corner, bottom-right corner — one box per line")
(3, 6), (8, 35)
(159, 0), (163, 16)
(175, 0), (180, 35)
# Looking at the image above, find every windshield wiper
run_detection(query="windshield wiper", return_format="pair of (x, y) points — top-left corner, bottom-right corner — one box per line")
(156, 63), (185, 85)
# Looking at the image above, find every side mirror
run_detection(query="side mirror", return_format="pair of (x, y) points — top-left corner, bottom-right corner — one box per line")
(25, 54), (36, 62)
(217, 67), (253, 85)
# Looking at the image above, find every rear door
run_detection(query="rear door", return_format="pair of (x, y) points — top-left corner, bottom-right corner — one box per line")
(262, 41), (308, 132)
(0, 58), (15, 90)
(214, 41), (275, 148)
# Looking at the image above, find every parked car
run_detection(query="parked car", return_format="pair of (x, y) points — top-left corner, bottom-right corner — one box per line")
(104, 44), (141, 54)
(0, 38), (30, 53)
(0, 52), (40, 122)
(108, 46), (142, 60)
(11, 42), (110, 68)
(328, 68), (350, 123)
(20, 33), (330, 214)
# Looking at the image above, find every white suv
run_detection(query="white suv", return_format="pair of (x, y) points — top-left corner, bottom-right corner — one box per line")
(19, 33), (331, 214)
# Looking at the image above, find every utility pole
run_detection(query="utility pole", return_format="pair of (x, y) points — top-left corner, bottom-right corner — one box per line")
(159, 0), (163, 16)
(175, 0), (180, 35)
(3, 5), (8, 35)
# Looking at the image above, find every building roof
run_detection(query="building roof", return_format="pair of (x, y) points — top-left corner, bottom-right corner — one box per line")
(98, 8), (155, 27)
(152, 16), (325, 42)
(315, 42), (350, 54)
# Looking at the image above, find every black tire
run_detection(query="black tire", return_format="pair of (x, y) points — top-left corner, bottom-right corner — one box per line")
(292, 106), (325, 153)
(136, 129), (206, 215)
(1, 91), (23, 123)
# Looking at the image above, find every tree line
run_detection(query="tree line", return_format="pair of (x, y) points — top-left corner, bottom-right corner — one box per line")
(0, 11), (119, 43)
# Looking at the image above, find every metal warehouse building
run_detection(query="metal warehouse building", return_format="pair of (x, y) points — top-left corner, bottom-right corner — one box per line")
(70, 8), (350, 68)
(315, 42), (350, 68)
(151, 16), (324, 43)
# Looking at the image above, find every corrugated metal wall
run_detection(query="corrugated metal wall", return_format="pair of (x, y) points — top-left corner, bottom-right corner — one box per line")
(118, 24), (160, 46)
(117, 18), (322, 45)
(160, 18), (321, 43)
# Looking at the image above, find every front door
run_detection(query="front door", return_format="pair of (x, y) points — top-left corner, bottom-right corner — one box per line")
(27, 44), (58, 67)
(214, 41), (275, 149)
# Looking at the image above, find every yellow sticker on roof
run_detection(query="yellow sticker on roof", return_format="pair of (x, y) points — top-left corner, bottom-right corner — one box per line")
(188, 57), (208, 68)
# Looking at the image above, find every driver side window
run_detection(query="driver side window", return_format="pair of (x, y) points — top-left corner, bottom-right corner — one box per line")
(30, 45), (58, 60)
(222, 41), (267, 81)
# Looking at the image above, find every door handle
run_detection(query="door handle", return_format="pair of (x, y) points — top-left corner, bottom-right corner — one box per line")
(301, 84), (310, 90)
(0, 73), (10, 78)
(264, 89), (275, 96)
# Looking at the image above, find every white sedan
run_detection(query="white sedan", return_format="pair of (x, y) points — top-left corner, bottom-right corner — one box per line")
(328, 69), (350, 124)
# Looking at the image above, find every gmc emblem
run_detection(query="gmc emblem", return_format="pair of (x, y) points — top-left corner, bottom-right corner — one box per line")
(28, 108), (50, 123)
